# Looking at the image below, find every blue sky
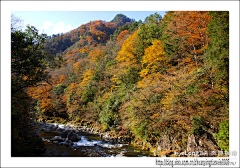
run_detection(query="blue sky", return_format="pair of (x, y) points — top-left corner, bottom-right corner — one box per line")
(12, 11), (167, 36)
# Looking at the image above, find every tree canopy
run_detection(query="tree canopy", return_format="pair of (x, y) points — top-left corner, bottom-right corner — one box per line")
(12, 12), (229, 155)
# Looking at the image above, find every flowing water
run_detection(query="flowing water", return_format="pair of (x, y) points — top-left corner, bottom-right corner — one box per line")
(38, 123), (153, 157)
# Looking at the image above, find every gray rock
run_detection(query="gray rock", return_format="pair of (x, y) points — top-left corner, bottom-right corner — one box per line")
(67, 131), (81, 142)
(157, 135), (172, 151)
(52, 140), (59, 144)
(61, 140), (73, 146)
(187, 134), (198, 152)
(61, 131), (68, 138)
(50, 136), (65, 143)
(186, 133), (220, 154)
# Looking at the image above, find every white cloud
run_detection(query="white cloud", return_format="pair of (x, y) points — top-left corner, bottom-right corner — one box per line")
(52, 21), (73, 34)
(40, 21), (73, 35)
(41, 21), (54, 30)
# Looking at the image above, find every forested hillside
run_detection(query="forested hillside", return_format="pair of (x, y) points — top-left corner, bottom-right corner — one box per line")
(12, 12), (229, 156)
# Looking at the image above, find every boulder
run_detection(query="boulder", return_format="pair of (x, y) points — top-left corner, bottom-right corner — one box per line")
(156, 135), (172, 151)
(61, 131), (68, 139)
(66, 122), (75, 127)
(50, 136), (65, 143)
(57, 128), (64, 132)
(60, 140), (73, 147)
(51, 125), (58, 131)
(67, 131), (81, 142)
(52, 141), (59, 144)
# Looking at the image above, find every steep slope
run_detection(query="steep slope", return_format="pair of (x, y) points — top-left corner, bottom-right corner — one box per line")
(44, 20), (119, 56)
(28, 14), (139, 120)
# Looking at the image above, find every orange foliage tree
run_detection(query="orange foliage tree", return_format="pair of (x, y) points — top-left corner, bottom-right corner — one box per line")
(117, 30), (130, 41)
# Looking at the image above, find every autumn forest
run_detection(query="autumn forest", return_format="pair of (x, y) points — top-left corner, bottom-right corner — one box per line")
(11, 12), (229, 157)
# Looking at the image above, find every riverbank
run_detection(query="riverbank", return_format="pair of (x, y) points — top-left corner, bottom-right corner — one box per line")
(31, 119), (221, 157)
(31, 122), (153, 157)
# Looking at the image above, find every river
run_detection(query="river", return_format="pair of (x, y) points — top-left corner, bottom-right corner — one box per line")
(36, 123), (154, 157)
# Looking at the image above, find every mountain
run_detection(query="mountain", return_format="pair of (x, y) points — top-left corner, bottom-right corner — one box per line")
(44, 14), (135, 57)
(110, 14), (135, 26)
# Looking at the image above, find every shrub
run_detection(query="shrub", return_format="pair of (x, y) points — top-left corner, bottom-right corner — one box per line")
(99, 93), (122, 131)
(52, 84), (66, 96)
(81, 84), (97, 104)
(190, 116), (208, 136)
(215, 120), (229, 151)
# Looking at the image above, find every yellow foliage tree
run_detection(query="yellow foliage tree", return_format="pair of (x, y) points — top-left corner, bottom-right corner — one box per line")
(116, 30), (140, 65)
(88, 48), (104, 62)
(140, 39), (168, 78)
(110, 30), (141, 86)
(79, 69), (95, 87)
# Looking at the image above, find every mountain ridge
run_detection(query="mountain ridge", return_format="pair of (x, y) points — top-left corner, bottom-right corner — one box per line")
(44, 14), (136, 57)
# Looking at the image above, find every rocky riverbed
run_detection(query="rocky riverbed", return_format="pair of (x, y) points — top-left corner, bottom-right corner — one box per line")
(31, 122), (153, 157)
